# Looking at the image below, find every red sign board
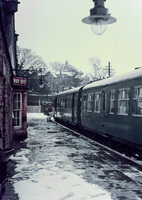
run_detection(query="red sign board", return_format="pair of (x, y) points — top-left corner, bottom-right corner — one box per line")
(12, 77), (27, 86)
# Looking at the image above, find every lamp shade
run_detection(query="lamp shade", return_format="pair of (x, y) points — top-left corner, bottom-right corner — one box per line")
(82, 0), (117, 35)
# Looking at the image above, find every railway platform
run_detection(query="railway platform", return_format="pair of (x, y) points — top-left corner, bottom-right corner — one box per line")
(1, 113), (142, 200)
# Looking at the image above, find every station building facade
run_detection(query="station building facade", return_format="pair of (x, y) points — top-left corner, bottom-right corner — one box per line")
(0, 0), (28, 150)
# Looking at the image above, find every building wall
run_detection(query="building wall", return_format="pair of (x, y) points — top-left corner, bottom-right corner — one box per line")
(0, 27), (13, 148)
(0, 0), (19, 148)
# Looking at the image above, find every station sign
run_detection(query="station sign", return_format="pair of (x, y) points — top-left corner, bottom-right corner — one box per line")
(12, 76), (27, 87)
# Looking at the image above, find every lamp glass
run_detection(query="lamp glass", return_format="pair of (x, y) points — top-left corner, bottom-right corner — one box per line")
(39, 84), (44, 88)
(91, 19), (107, 35)
(39, 79), (44, 88)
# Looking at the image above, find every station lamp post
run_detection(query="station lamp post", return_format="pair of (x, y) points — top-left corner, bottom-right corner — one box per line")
(39, 78), (44, 88)
(38, 68), (45, 89)
(82, 0), (116, 35)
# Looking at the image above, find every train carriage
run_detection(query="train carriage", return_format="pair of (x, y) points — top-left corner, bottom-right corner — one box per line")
(81, 69), (142, 150)
(54, 86), (83, 124)
(54, 68), (142, 157)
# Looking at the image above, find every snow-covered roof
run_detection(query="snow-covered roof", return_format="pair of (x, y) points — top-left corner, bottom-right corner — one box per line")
(55, 86), (83, 96)
(62, 71), (74, 76)
(83, 68), (142, 90)
(55, 69), (142, 96)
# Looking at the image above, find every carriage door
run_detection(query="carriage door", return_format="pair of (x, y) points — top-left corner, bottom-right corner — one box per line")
(72, 93), (77, 123)
(103, 91), (108, 117)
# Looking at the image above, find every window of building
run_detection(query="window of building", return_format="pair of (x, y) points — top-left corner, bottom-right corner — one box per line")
(133, 86), (142, 116)
(94, 92), (101, 113)
(117, 88), (129, 115)
(87, 93), (93, 112)
(109, 90), (115, 114)
(13, 93), (22, 128)
(82, 94), (87, 111)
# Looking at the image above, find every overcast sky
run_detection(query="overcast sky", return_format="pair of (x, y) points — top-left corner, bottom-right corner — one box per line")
(15, 0), (142, 75)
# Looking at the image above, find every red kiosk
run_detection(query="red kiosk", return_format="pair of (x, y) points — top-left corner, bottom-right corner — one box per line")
(12, 76), (28, 138)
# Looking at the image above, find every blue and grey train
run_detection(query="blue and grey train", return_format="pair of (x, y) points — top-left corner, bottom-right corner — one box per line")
(54, 68), (142, 158)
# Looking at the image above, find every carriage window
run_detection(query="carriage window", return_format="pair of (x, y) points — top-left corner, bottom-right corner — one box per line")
(58, 99), (62, 109)
(65, 96), (71, 109)
(87, 93), (93, 112)
(65, 97), (67, 108)
(67, 96), (72, 108)
(61, 98), (65, 109)
(66, 97), (68, 108)
(82, 94), (87, 111)
(74, 94), (78, 110)
(57, 99), (60, 108)
(94, 92), (101, 113)
(133, 86), (142, 116)
(109, 90), (115, 114)
(117, 88), (129, 115)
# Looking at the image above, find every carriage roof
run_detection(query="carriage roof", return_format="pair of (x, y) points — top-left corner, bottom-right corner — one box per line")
(55, 86), (83, 96)
(83, 68), (142, 90)
(55, 68), (142, 96)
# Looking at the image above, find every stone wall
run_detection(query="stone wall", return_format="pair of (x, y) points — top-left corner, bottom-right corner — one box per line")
(0, 0), (18, 148)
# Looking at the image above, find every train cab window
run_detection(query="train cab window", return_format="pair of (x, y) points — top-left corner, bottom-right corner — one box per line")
(133, 86), (142, 116)
(65, 96), (70, 108)
(87, 93), (93, 112)
(94, 92), (101, 113)
(67, 96), (72, 109)
(61, 98), (65, 109)
(109, 90), (115, 114)
(57, 99), (61, 108)
(73, 94), (78, 110)
(59, 99), (62, 109)
(82, 94), (87, 111)
(117, 88), (130, 115)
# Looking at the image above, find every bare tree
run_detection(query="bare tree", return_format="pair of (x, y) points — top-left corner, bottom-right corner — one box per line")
(16, 46), (50, 94)
(49, 62), (64, 74)
(88, 56), (107, 80)
(17, 46), (48, 71)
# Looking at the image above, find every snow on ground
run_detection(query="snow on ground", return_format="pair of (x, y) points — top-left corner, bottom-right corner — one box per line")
(11, 113), (112, 200)
(13, 168), (112, 200)
(27, 112), (47, 119)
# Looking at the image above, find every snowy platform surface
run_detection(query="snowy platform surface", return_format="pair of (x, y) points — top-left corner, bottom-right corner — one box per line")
(10, 113), (142, 200)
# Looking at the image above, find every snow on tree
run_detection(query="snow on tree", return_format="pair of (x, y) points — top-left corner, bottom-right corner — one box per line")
(49, 60), (83, 91)
(88, 56), (108, 80)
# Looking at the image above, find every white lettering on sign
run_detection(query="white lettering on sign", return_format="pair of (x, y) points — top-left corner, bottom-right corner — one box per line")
(13, 79), (20, 84)
(13, 77), (27, 86)
(20, 79), (26, 84)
